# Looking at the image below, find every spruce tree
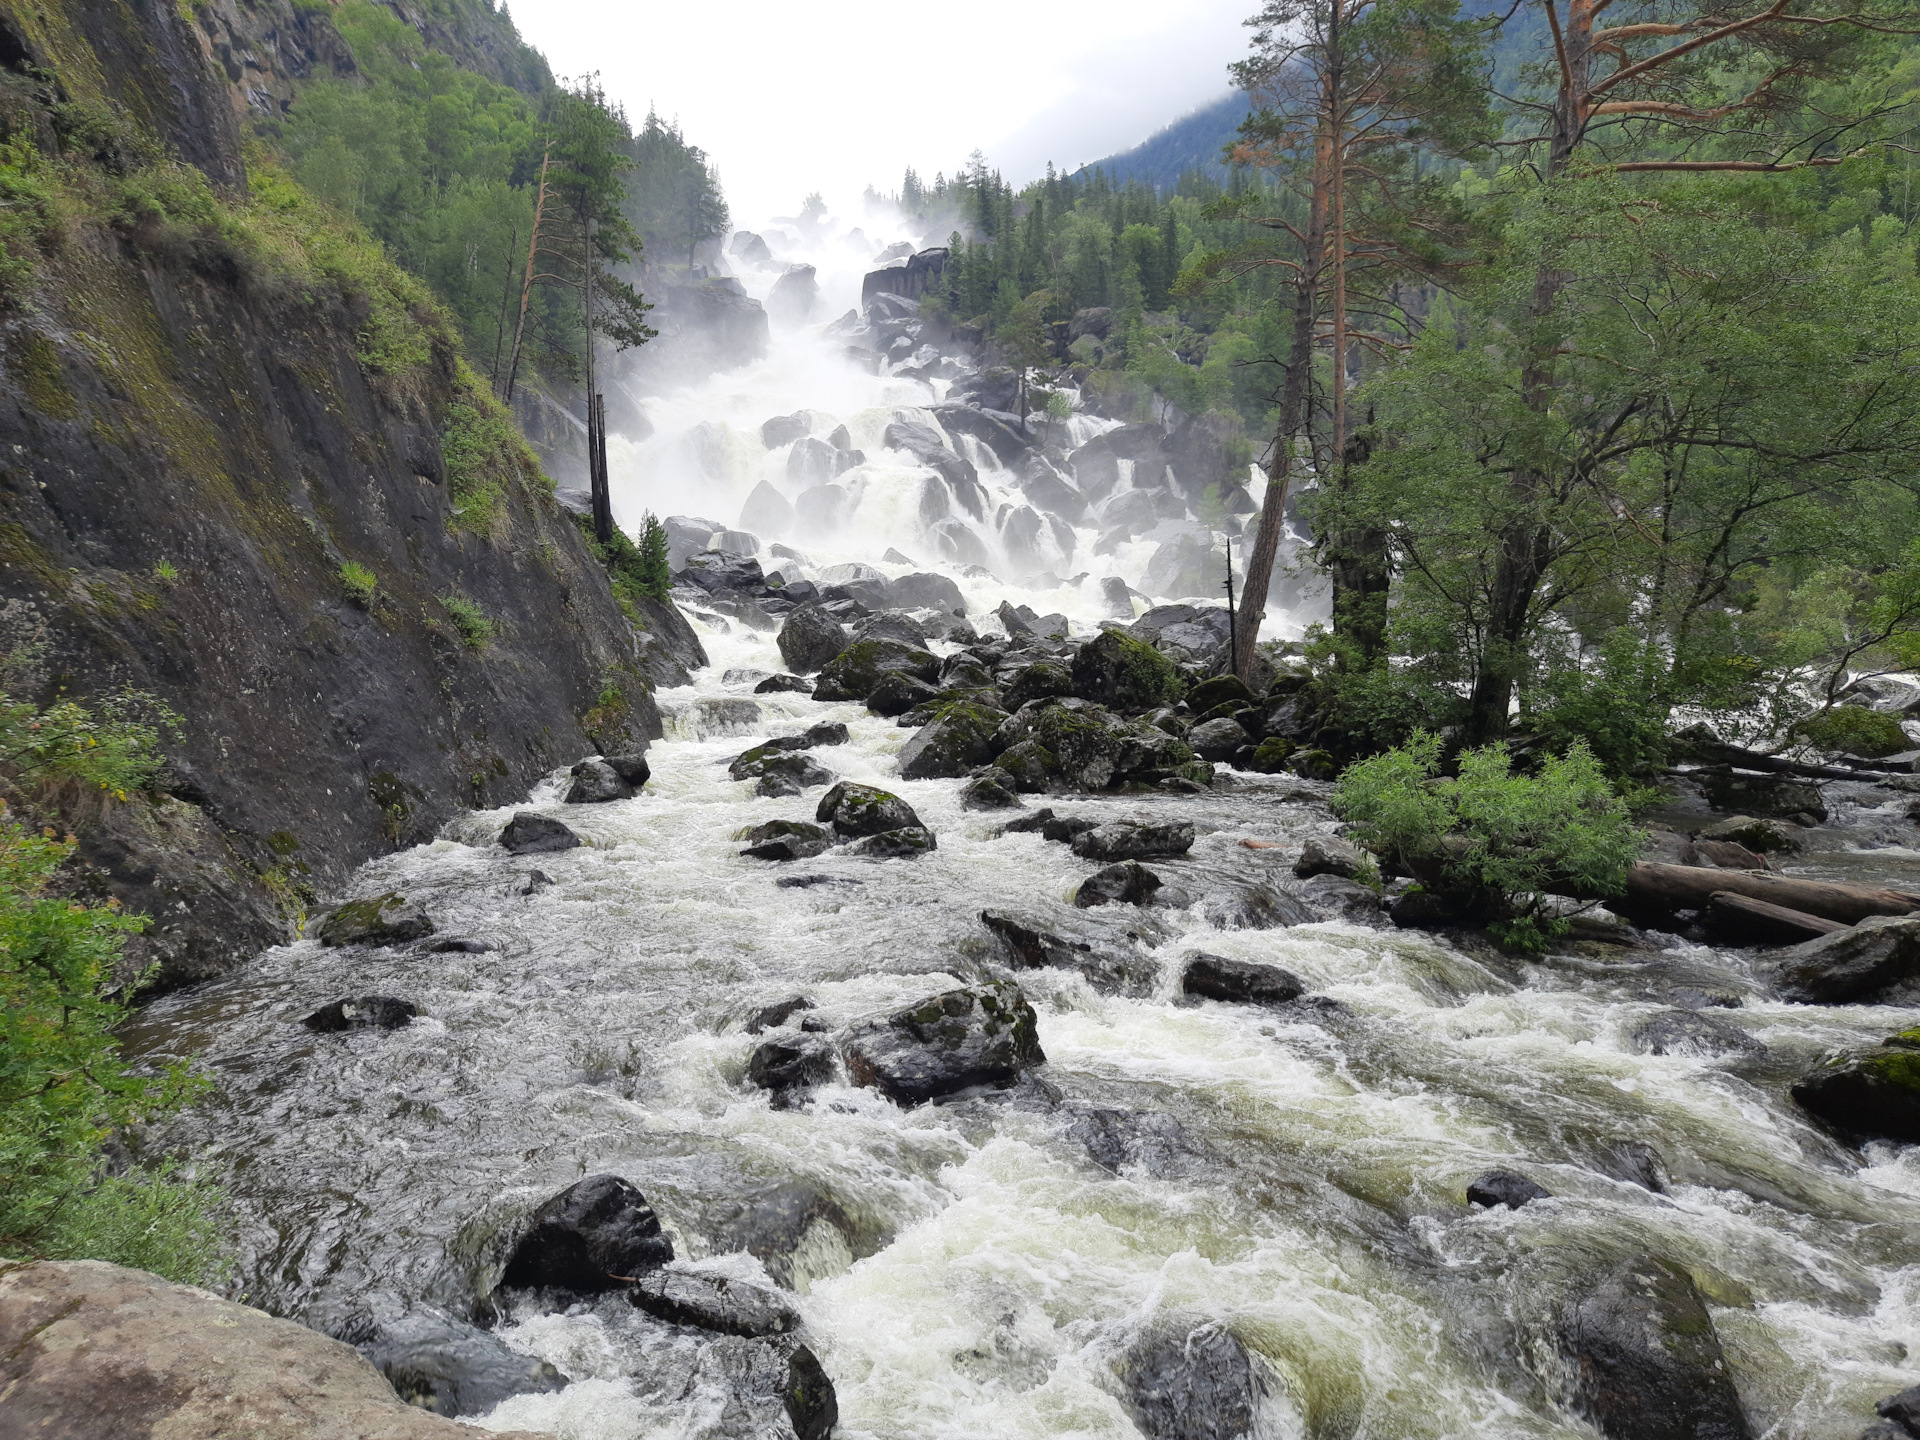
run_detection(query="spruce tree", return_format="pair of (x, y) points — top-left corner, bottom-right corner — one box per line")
(637, 513), (670, 600)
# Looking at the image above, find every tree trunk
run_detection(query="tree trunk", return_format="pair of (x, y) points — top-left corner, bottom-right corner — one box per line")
(502, 141), (552, 405)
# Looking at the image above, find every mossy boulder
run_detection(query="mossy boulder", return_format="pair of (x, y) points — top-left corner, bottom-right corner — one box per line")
(1250, 738), (1293, 773)
(866, 671), (941, 717)
(1070, 629), (1185, 714)
(812, 639), (940, 702)
(1291, 748), (1339, 781)
(1794, 705), (1910, 758)
(841, 827), (939, 859)
(1112, 729), (1195, 781)
(1793, 1041), (1920, 1143)
(1185, 674), (1252, 713)
(317, 893), (433, 947)
(739, 820), (832, 862)
(995, 739), (1058, 792)
(898, 702), (1010, 780)
(776, 605), (850, 674)
(1003, 660), (1077, 711)
(1773, 915), (1920, 1004)
(815, 781), (923, 837)
(996, 701), (1125, 790)
(841, 981), (1046, 1105)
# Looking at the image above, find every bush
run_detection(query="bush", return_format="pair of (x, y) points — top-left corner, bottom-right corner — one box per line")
(1794, 705), (1909, 758)
(580, 510), (670, 611)
(338, 561), (378, 606)
(1333, 733), (1641, 950)
(438, 592), (495, 648)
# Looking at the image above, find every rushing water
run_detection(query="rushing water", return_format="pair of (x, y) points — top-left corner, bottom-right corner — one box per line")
(124, 214), (1920, 1440)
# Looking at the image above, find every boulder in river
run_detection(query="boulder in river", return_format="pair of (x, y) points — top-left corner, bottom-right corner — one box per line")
(1773, 916), (1920, 1004)
(1115, 1324), (1267, 1440)
(1071, 820), (1195, 862)
(317, 893), (434, 947)
(1792, 1033), (1920, 1144)
(1004, 659), (1078, 710)
(757, 673), (814, 694)
(979, 908), (1157, 996)
(1189, 716), (1252, 764)
(1467, 1170), (1550, 1209)
(866, 671), (941, 717)
(1554, 1256), (1754, 1440)
(898, 701), (1009, 779)
(1074, 860), (1164, 908)
(499, 1174), (674, 1297)
(360, 1310), (567, 1418)
(1067, 1107), (1207, 1179)
(842, 981), (1046, 1105)
(1071, 628), (1185, 713)
(740, 820), (833, 862)
(960, 773), (1023, 810)
(627, 1268), (801, 1338)
(1181, 952), (1305, 1006)
(564, 757), (633, 803)
(1299, 871), (1383, 923)
(1696, 768), (1827, 823)
(303, 996), (418, 1032)
(0, 1259), (552, 1440)
(745, 995), (816, 1034)
(1294, 834), (1367, 880)
(499, 812), (581, 855)
(816, 781), (923, 837)
(841, 826), (938, 859)
(812, 638), (941, 702)
(1627, 1009), (1763, 1060)
(777, 606), (851, 675)
(995, 699), (1125, 791)
(747, 1033), (837, 1107)
(1695, 814), (1798, 854)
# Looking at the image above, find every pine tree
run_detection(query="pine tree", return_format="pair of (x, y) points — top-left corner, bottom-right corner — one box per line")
(637, 512), (670, 600)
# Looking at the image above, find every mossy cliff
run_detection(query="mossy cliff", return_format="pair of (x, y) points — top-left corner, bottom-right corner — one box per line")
(0, 0), (655, 988)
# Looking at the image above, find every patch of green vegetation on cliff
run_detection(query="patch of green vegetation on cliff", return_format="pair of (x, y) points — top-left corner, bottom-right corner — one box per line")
(442, 359), (551, 534)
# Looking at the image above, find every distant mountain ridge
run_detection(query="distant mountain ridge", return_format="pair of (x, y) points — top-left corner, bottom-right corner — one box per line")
(1073, 90), (1251, 193)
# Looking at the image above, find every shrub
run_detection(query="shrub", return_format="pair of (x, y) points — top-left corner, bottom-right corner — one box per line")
(1794, 705), (1909, 758)
(438, 592), (495, 648)
(1, 688), (175, 804)
(338, 561), (377, 606)
(1333, 733), (1641, 950)
(580, 510), (670, 610)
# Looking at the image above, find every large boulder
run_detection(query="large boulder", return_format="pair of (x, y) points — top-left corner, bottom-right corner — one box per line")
(813, 638), (941, 702)
(1115, 1325), (1267, 1440)
(767, 263), (820, 327)
(930, 402), (1029, 466)
(499, 812), (582, 855)
(842, 981), (1046, 1105)
(361, 1311), (567, 1418)
(631, 592), (709, 688)
(1773, 916), (1920, 1004)
(888, 571), (967, 613)
(762, 411), (816, 449)
(995, 699), (1127, 791)
(883, 418), (986, 518)
(740, 479), (795, 536)
(626, 1270), (801, 1339)
(1141, 533), (1225, 600)
(1072, 629), (1185, 713)
(787, 435), (840, 488)
(777, 606), (851, 675)
(0, 1260), (552, 1440)
(1180, 953), (1305, 1006)
(564, 757), (634, 803)
(1554, 1257), (1754, 1440)
(1792, 1036), (1920, 1143)
(499, 1174), (675, 1297)
(842, 827), (938, 858)
(1696, 769), (1828, 822)
(317, 893), (433, 948)
(1467, 1171), (1550, 1209)
(1295, 834), (1367, 880)
(978, 909), (1157, 996)
(864, 672), (940, 717)
(816, 781), (924, 837)
(1075, 860), (1164, 908)
(1005, 660), (1078, 710)
(739, 820), (834, 862)
(1015, 454), (1090, 525)
(1071, 821), (1195, 862)
(303, 996), (418, 1032)
(1189, 716), (1252, 764)
(898, 702), (1010, 779)
(747, 1033), (837, 1107)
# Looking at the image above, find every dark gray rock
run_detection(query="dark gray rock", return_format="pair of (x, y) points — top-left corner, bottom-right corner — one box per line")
(1181, 953), (1304, 1006)
(1075, 861), (1164, 908)
(316, 893), (434, 948)
(1295, 834), (1366, 880)
(978, 909), (1157, 996)
(851, 609), (930, 650)
(1627, 1010), (1763, 1060)
(746, 996), (815, 1033)
(499, 814), (579, 856)
(741, 820), (833, 862)
(1595, 1140), (1668, 1193)
(1299, 872), (1382, 922)
(1466, 1170), (1550, 1209)
(1071, 821), (1195, 862)
(753, 756), (836, 799)
(1875, 1385), (1920, 1438)
(960, 773), (1023, 811)
(1067, 1108), (1206, 1179)
(1189, 717), (1251, 764)
(883, 419), (985, 518)
(841, 826), (938, 859)
(813, 638), (942, 702)
(842, 981), (1046, 1105)
(708, 1183), (855, 1291)
(564, 757), (633, 804)
(1793, 1048), (1920, 1145)
(360, 1311), (566, 1419)
(1116, 1325), (1264, 1440)
(1774, 916), (1920, 1004)
(302, 996), (417, 1032)
(866, 671), (941, 717)
(627, 1269), (801, 1338)
(816, 781), (923, 837)
(747, 1033), (837, 1106)
(785, 1345), (838, 1440)
(1697, 769), (1827, 823)
(1555, 1257), (1754, 1440)
(602, 754), (652, 788)
(777, 606), (851, 675)
(756, 674), (814, 694)
(499, 1174), (674, 1296)
(899, 703), (1010, 780)
(1004, 660), (1078, 710)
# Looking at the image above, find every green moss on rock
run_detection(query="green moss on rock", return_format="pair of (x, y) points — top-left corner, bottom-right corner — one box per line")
(1070, 629), (1184, 713)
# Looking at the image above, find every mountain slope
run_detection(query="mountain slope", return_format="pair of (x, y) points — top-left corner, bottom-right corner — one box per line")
(1073, 90), (1251, 192)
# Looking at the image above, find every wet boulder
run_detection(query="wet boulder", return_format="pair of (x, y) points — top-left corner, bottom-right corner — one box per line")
(813, 638), (941, 702)
(842, 980), (1046, 1105)
(1189, 717), (1252, 764)
(1071, 629), (1185, 714)
(959, 773), (1023, 810)
(499, 1174), (675, 1296)
(1792, 1036), (1920, 1144)
(898, 702), (1009, 779)
(1299, 872), (1383, 922)
(995, 699), (1126, 791)
(1071, 821), (1195, 862)
(866, 671), (941, 717)
(740, 820), (834, 862)
(841, 826), (938, 859)
(627, 1269), (801, 1338)
(777, 605), (851, 675)
(1467, 1170), (1550, 1209)
(1074, 861), (1164, 908)
(1696, 814), (1798, 854)
(360, 1311), (566, 1419)
(1697, 769), (1827, 823)
(755, 756), (837, 799)
(1555, 1257), (1754, 1440)
(1295, 834), (1367, 880)
(1773, 916), (1920, 1004)
(709, 1183), (856, 1292)
(303, 996), (417, 1032)
(979, 909), (1157, 996)
(1181, 953), (1304, 1006)
(883, 419), (984, 517)
(1627, 1009), (1763, 1060)
(851, 608), (930, 649)
(888, 571), (967, 613)
(816, 781), (923, 837)
(1116, 1325), (1266, 1440)
(1004, 660), (1078, 710)
(317, 893), (434, 948)
(756, 673), (814, 695)
(1186, 674), (1253, 713)
(785, 1345), (839, 1440)
(1067, 1107), (1206, 1179)
(745, 995), (816, 1033)
(565, 758), (634, 804)
(747, 1033), (837, 1108)
(762, 411), (815, 448)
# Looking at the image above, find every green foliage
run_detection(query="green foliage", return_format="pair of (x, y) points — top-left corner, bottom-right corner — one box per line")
(1333, 734), (1641, 945)
(1794, 705), (1911, 757)
(0, 692), (224, 1283)
(338, 561), (378, 606)
(0, 688), (175, 806)
(580, 510), (669, 613)
(635, 513), (671, 601)
(438, 592), (495, 648)
(440, 361), (549, 532)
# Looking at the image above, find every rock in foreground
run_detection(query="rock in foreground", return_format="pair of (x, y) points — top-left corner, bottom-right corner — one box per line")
(815, 781), (923, 837)
(1773, 916), (1920, 1004)
(1180, 953), (1305, 1006)
(1115, 1324), (1267, 1440)
(499, 812), (582, 855)
(360, 1310), (566, 1418)
(843, 981), (1046, 1105)
(317, 893), (434, 947)
(499, 1173), (675, 1297)
(0, 1259), (549, 1439)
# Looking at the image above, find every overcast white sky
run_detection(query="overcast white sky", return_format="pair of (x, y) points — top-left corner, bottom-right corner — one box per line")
(510, 0), (1254, 226)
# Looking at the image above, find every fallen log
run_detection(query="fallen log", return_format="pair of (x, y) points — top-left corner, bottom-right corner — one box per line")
(1610, 863), (1920, 926)
(1705, 891), (1848, 945)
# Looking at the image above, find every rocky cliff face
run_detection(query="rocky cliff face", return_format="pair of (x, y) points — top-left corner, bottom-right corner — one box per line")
(0, 0), (657, 990)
